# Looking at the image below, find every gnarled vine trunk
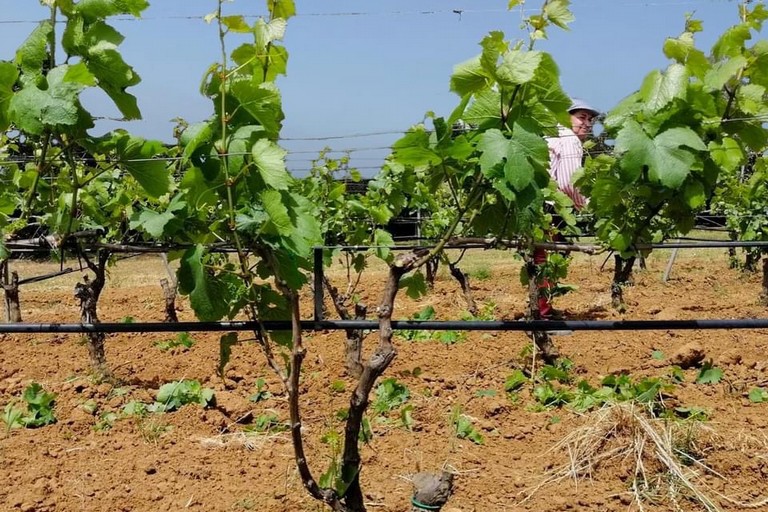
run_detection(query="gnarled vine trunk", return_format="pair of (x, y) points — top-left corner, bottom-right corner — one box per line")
(760, 256), (768, 306)
(159, 254), (178, 322)
(1, 262), (22, 323)
(525, 258), (559, 365)
(339, 262), (405, 511)
(448, 263), (478, 317)
(324, 276), (367, 379)
(160, 278), (179, 323)
(74, 250), (111, 382)
(425, 256), (439, 289)
(611, 254), (636, 312)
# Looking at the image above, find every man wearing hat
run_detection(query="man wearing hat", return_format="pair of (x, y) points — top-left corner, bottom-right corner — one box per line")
(534, 98), (600, 319)
(547, 98), (599, 209)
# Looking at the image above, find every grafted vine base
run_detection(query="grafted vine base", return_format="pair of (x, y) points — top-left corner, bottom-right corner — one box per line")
(74, 251), (112, 383)
(1, 265), (22, 323)
(611, 255), (637, 312)
(449, 263), (478, 317)
(160, 278), (179, 323)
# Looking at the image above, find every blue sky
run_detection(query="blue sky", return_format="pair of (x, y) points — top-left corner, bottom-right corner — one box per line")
(0, 0), (755, 176)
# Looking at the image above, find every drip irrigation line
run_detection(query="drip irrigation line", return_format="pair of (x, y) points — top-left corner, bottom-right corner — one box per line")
(2, 318), (768, 334)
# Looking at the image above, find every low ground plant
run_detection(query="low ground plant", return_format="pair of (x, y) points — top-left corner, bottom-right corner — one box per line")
(155, 332), (196, 352)
(449, 405), (484, 445)
(399, 306), (466, 344)
(2, 382), (57, 433)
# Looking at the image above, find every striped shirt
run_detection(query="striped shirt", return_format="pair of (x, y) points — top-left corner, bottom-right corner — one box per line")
(545, 126), (587, 209)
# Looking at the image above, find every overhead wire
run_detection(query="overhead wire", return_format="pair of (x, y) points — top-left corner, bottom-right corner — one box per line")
(0, 1), (739, 25)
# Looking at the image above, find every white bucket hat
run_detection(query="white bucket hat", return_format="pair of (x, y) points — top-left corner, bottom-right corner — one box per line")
(567, 98), (600, 117)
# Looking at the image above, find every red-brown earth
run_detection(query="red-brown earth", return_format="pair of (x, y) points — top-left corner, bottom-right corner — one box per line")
(1, 249), (768, 512)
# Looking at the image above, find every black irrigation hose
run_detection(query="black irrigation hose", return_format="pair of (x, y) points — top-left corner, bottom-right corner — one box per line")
(2, 318), (768, 334)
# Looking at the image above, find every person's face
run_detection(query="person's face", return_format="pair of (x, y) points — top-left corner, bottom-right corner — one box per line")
(570, 109), (595, 142)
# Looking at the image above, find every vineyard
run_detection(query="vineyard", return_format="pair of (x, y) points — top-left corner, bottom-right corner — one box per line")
(3, 252), (768, 512)
(2, 1), (768, 511)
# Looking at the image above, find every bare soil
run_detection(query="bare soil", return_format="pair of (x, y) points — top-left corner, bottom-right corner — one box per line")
(1, 250), (768, 512)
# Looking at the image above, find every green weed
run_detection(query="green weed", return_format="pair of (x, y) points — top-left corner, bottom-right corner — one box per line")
(2, 382), (57, 432)
(249, 378), (272, 403)
(450, 406), (484, 445)
(371, 378), (410, 416)
(155, 332), (196, 352)
(151, 380), (215, 412)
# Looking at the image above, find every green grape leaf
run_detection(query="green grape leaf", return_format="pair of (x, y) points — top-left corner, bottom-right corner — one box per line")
(400, 271), (427, 299)
(261, 189), (293, 236)
(0, 61), (19, 131)
(177, 245), (230, 321)
(271, 250), (309, 291)
(15, 21), (52, 86)
(615, 121), (705, 189)
(463, 88), (502, 127)
(74, 0), (149, 21)
(479, 126), (547, 194)
(278, 192), (322, 259)
(712, 24), (751, 60)
(63, 61), (97, 86)
(81, 22), (142, 119)
(736, 83), (766, 115)
(9, 65), (92, 135)
(130, 209), (175, 238)
(709, 137), (744, 172)
(478, 129), (510, 176)
(115, 135), (171, 197)
(450, 55), (490, 97)
(639, 64), (688, 113)
(255, 18), (287, 47)
(496, 50), (542, 87)
(391, 128), (441, 167)
(221, 15), (251, 33)
(229, 80), (283, 138)
(269, 0), (296, 20)
(235, 207), (268, 235)
(180, 121), (215, 158)
(130, 198), (185, 238)
(252, 138), (292, 190)
(663, 32), (710, 79)
(180, 166), (219, 210)
(373, 228), (393, 262)
(704, 56), (748, 91)
(682, 179), (706, 209)
(479, 31), (506, 76)
(544, 0), (574, 30)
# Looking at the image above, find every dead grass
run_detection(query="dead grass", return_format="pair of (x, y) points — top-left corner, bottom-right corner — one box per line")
(197, 431), (288, 451)
(521, 402), (729, 511)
